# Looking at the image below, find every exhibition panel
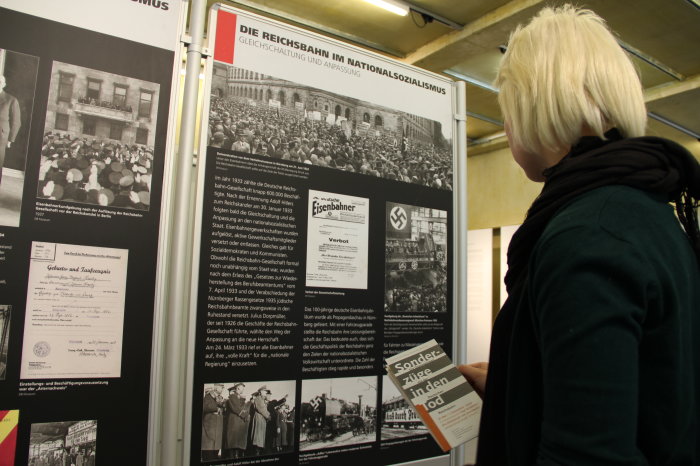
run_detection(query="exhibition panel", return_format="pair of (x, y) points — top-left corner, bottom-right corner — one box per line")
(184, 4), (460, 465)
(0, 1), (185, 464)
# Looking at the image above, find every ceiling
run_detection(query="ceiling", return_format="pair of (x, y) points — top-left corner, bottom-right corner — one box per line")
(202, 0), (700, 158)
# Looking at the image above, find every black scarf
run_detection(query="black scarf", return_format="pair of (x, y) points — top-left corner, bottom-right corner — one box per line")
(477, 129), (700, 465)
(506, 128), (700, 293)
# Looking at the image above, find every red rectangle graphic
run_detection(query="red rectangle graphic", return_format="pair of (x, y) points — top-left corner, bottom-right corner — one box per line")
(214, 10), (237, 64)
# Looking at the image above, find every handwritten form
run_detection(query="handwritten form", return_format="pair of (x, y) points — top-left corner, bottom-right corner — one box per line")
(20, 242), (128, 379)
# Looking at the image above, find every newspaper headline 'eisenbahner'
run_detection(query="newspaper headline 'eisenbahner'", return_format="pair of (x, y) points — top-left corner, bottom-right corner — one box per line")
(311, 198), (356, 216)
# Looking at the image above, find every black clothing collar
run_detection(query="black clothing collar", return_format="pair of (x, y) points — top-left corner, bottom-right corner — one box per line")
(506, 128), (700, 294)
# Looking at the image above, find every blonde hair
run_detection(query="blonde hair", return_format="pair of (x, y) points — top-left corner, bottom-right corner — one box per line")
(495, 5), (647, 155)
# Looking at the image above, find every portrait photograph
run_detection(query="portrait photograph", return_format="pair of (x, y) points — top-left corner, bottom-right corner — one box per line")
(0, 48), (39, 227)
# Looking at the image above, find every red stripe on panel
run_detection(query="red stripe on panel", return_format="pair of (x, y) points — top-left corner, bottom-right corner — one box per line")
(214, 11), (237, 64)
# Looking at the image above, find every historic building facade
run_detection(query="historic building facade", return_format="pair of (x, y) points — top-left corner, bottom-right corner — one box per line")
(45, 62), (159, 147)
(213, 63), (440, 144)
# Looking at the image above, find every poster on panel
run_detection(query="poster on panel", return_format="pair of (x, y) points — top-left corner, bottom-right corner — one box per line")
(187, 4), (456, 465)
(0, 1), (185, 464)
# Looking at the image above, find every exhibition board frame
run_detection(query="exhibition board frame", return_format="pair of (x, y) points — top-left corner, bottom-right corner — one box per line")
(0, 0), (188, 464)
(181, 3), (468, 466)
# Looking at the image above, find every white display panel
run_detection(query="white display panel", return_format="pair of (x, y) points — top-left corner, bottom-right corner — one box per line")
(466, 228), (492, 364)
(1, 0), (184, 51)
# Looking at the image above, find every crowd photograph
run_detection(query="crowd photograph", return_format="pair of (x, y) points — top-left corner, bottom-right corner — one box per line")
(36, 132), (153, 210)
(201, 380), (296, 461)
(36, 61), (160, 210)
(385, 205), (448, 313)
(385, 276), (447, 313)
(207, 66), (453, 190)
(28, 420), (97, 466)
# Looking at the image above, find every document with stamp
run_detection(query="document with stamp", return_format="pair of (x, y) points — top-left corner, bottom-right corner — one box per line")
(305, 190), (369, 289)
(20, 242), (128, 379)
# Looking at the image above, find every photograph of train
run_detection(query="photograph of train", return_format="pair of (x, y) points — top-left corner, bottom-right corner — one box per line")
(300, 376), (377, 451)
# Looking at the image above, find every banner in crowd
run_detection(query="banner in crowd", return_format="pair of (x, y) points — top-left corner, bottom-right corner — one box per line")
(0, 0), (185, 464)
(187, 4), (456, 465)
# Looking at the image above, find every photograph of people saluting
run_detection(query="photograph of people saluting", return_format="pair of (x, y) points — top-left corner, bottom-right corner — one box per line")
(459, 5), (700, 465)
(201, 384), (225, 461)
(248, 385), (271, 456)
(224, 382), (249, 459)
(201, 380), (296, 462)
(250, 385), (290, 456)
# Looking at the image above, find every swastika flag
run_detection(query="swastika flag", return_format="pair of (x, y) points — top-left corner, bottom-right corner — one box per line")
(386, 202), (412, 239)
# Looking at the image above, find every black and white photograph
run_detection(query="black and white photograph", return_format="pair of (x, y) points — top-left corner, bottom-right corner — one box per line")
(201, 380), (296, 462)
(380, 375), (427, 441)
(385, 203), (448, 313)
(37, 61), (160, 210)
(300, 376), (377, 451)
(0, 48), (39, 227)
(0, 305), (10, 381)
(28, 420), (97, 466)
(208, 63), (452, 190)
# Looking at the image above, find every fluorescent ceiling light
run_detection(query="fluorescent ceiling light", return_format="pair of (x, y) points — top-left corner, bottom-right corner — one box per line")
(362, 0), (409, 16)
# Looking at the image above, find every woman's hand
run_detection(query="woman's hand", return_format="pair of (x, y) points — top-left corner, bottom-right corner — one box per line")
(458, 362), (488, 399)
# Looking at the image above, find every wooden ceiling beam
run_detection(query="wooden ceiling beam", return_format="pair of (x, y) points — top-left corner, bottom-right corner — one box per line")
(402, 0), (545, 69)
(470, 73), (700, 156)
(467, 135), (508, 156)
(644, 73), (700, 103)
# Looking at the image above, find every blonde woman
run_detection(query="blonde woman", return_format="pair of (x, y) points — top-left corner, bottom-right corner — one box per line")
(460, 5), (700, 465)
